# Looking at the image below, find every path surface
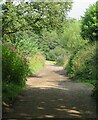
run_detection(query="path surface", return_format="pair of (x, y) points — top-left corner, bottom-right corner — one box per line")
(3, 61), (96, 119)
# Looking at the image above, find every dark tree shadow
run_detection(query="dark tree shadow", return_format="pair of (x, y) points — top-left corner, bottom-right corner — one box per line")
(3, 63), (96, 119)
(3, 85), (96, 119)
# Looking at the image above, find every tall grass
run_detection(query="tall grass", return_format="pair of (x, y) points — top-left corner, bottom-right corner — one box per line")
(29, 52), (45, 75)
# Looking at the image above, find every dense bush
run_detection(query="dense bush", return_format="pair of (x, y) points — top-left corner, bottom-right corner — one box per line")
(56, 56), (68, 66)
(2, 43), (29, 85)
(60, 20), (88, 54)
(38, 29), (60, 59)
(92, 82), (98, 98)
(66, 43), (96, 81)
(47, 46), (66, 61)
(80, 2), (97, 42)
(15, 31), (39, 57)
(2, 43), (30, 103)
(80, 3), (97, 97)
(3, 82), (23, 102)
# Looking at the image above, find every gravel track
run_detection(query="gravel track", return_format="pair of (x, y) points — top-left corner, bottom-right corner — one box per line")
(3, 61), (96, 119)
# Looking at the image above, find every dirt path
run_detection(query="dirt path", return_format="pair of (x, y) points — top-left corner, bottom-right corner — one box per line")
(3, 61), (96, 119)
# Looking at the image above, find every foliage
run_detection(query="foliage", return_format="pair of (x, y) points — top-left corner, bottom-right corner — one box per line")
(2, 43), (30, 85)
(47, 46), (66, 61)
(38, 29), (60, 59)
(2, 1), (73, 42)
(29, 53), (45, 75)
(66, 43), (96, 81)
(60, 20), (88, 54)
(2, 0), (97, 101)
(56, 56), (68, 66)
(55, 20), (88, 66)
(92, 81), (97, 98)
(80, 2), (97, 42)
(3, 82), (23, 103)
(15, 31), (39, 57)
(19, 1), (72, 33)
(2, 2), (27, 43)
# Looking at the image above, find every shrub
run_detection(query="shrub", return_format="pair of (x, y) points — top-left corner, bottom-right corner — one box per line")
(80, 2), (97, 42)
(47, 46), (67, 61)
(66, 43), (96, 81)
(3, 82), (23, 103)
(2, 43), (30, 85)
(92, 82), (97, 98)
(60, 20), (88, 54)
(2, 43), (30, 103)
(15, 31), (39, 57)
(38, 29), (60, 59)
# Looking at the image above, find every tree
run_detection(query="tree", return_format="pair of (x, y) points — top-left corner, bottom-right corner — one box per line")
(17, 1), (73, 33)
(2, 2), (28, 42)
(60, 20), (87, 55)
(2, 1), (73, 42)
(80, 2), (97, 42)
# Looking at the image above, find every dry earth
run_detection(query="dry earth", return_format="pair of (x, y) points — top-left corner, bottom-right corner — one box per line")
(3, 61), (96, 119)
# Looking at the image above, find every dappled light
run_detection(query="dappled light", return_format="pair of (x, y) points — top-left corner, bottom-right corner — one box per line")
(2, 1), (96, 119)
(3, 62), (96, 119)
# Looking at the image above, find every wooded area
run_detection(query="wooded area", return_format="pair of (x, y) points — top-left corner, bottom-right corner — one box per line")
(2, 0), (97, 109)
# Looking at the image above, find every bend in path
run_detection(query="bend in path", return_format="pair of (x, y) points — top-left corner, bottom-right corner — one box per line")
(3, 61), (96, 119)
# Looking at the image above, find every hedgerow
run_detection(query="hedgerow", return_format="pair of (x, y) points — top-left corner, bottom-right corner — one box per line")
(2, 43), (30, 103)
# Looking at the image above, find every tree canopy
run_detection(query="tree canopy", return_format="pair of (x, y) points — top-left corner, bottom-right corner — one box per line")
(80, 2), (97, 42)
(2, 1), (73, 42)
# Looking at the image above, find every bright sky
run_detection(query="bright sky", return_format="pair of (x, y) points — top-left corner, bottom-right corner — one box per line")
(68, 0), (97, 19)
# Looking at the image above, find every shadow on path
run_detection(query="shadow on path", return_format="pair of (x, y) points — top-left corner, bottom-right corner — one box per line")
(3, 61), (96, 119)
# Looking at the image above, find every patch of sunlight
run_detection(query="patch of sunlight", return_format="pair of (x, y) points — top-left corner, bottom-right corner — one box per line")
(37, 107), (45, 110)
(56, 108), (68, 111)
(39, 87), (47, 90)
(70, 113), (82, 117)
(67, 109), (81, 114)
(41, 101), (45, 104)
(52, 86), (69, 90)
(46, 60), (56, 64)
(39, 86), (69, 90)
(58, 98), (63, 101)
(56, 108), (81, 114)
(3, 102), (9, 107)
(60, 105), (66, 108)
(44, 114), (55, 118)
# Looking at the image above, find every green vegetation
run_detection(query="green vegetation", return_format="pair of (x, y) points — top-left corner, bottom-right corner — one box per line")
(2, 43), (30, 103)
(2, 43), (29, 85)
(65, 2), (97, 97)
(81, 3), (97, 42)
(2, 1), (72, 104)
(3, 83), (23, 103)
(29, 53), (45, 75)
(2, 0), (97, 105)
(66, 43), (96, 81)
